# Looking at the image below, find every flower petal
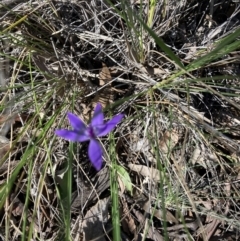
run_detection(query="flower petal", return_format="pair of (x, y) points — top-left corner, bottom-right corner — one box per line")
(97, 114), (124, 137)
(88, 139), (103, 171)
(91, 103), (104, 126)
(55, 129), (89, 142)
(67, 112), (86, 131)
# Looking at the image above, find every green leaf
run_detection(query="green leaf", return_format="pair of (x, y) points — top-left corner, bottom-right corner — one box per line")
(116, 165), (133, 195)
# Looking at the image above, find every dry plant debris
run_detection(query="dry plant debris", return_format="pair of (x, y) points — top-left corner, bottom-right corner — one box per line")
(0, 0), (240, 240)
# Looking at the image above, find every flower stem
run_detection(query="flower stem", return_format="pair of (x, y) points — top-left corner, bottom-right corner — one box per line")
(109, 132), (121, 241)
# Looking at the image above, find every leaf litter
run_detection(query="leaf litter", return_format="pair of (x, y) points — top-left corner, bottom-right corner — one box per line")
(0, 0), (240, 240)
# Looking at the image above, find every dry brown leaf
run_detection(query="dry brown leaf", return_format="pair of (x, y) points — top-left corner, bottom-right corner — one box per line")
(99, 63), (111, 86)
(82, 198), (109, 241)
(32, 54), (52, 80)
(71, 167), (110, 209)
(184, 46), (197, 60)
(0, 142), (10, 158)
(0, 112), (19, 136)
(0, 114), (14, 125)
(189, 146), (202, 165)
(144, 65), (167, 76)
(199, 198), (230, 241)
(118, 175), (125, 196)
(132, 209), (164, 241)
(167, 219), (198, 232)
(128, 164), (160, 181)
(120, 198), (136, 235)
(203, 219), (221, 241)
(142, 200), (178, 224)
(0, 160), (18, 180)
(131, 138), (149, 152)
(159, 130), (179, 155)
(10, 194), (24, 217)
(92, 63), (113, 108)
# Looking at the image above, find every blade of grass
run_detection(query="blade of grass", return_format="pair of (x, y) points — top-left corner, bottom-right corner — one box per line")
(0, 144), (34, 209)
(149, 90), (169, 241)
(60, 93), (78, 241)
(2, 4), (44, 33)
(63, 142), (73, 241)
(109, 132), (121, 241)
(21, 150), (34, 241)
(147, 0), (157, 27)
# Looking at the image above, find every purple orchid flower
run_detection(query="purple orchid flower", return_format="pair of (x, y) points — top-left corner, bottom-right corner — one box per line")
(55, 103), (124, 171)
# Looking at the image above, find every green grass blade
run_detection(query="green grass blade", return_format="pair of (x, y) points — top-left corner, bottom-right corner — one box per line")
(21, 152), (34, 241)
(147, 0), (157, 27)
(109, 133), (121, 241)
(0, 144), (34, 209)
(136, 16), (184, 68)
(187, 40), (240, 71)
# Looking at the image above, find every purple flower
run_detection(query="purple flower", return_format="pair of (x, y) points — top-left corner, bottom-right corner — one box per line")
(55, 103), (124, 171)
